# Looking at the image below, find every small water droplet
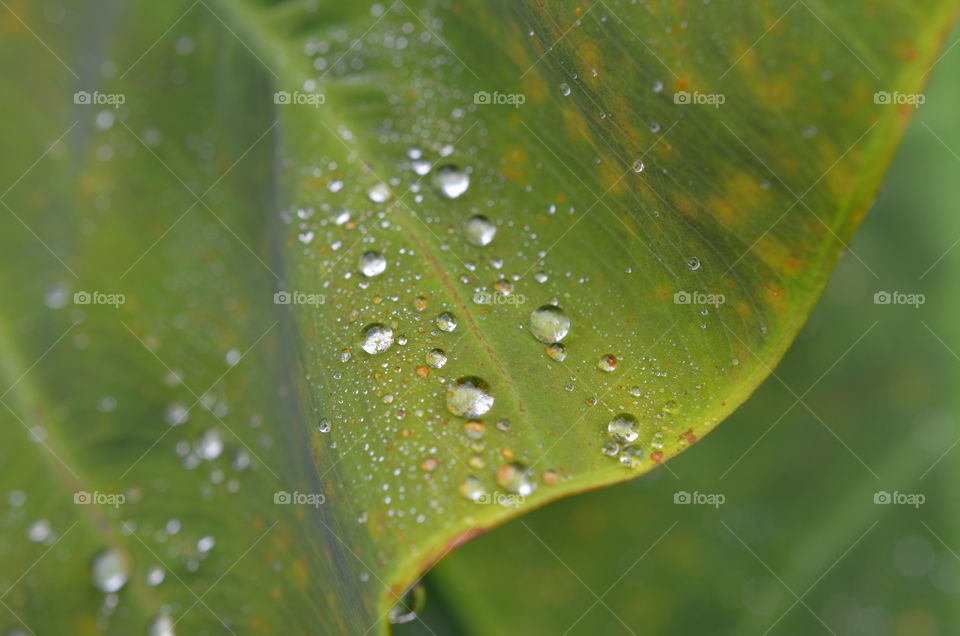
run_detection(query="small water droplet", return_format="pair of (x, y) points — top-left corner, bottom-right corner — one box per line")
(389, 583), (426, 625)
(632, 160), (645, 173)
(529, 304), (570, 344)
(446, 376), (494, 417)
(367, 182), (391, 203)
(148, 613), (175, 636)
(425, 348), (447, 368)
(546, 343), (567, 362)
(432, 165), (470, 199)
(361, 324), (395, 354)
(560, 82), (572, 96)
(459, 476), (487, 501)
(687, 257), (701, 271)
(318, 418), (332, 433)
(598, 354), (618, 372)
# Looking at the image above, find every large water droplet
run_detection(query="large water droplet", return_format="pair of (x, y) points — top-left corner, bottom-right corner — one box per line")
(458, 476), (487, 501)
(432, 165), (470, 199)
(358, 251), (387, 277)
(91, 549), (129, 593)
(529, 305), (570, 344)
(361, 324), (394, 354)
(607, 413), (639, 442)
(464, 215), (496, 246)
(446, 376), (494, 417)
(496, 462), (537, 496)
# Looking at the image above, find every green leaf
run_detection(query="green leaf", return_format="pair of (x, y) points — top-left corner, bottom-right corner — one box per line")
(0, 0), (956, 633)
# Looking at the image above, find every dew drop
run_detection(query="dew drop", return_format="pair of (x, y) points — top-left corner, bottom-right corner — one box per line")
(318, 418), (332, 433)
(464, 215), (496, 246)
(148, 613), (175, 636)
(425, 348), (447, 368)
(632, 160), (645, 173)
(436, 311), (458, 332)
(432, 165), (470, 199)
(458, 476), (487, 501)
(546, 343), (567, 362)
(358, 251), (387, 277)
(389, 582), (426, 625)
(529, 304), (570, 344)
(687, 257), (701, 271)
(597, 354), (618, 372)
(560, 82), (572, 96)
(361, 324), (394, 354)
(367, 182), (391, 203)
(495, 462), (537, 496)
(91, 549), (129, 593)
(607, 413), (639, 443)
(446, 376), (494, 418)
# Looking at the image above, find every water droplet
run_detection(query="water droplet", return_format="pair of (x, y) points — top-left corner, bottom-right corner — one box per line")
(195, 429), (223, 460)
(529, 304), (570, 344)
(619, 444), (644, 468)
(146, 565), (165, 586)
(663, 400), (680, 415)
(432, 165), (470, 199)
(652, 80), (664, 93)
(358, 251), (387, 277)
(495, 462), (537, 496)
(650, 121), (661, 133)
(496, 419), (512, 432)
(425, 348), (447, 368)
(197, 536), (215, 553)
(91, 549), (129, 593)
(607, 413), (639, 442)
(632, 160), (645, 173)
(560, 82), (571, 96)
(546, 343), (567, 362)
(318, 418), (332, 433)
(361, 324), (395, 354)
(464, 420), (486, 440)
(367, 182), (391, 203)
(436, 311), (458, 332)
(687, 257), (701, 271)
(446, 376), (494, 418)
(602, 441), (620, 457)
(164, 402), (189, 426)
(533, 271), (548, 283)
(26, 519), (52, 543)
(459, 476), (487, 501)
(298, 230), (315, 244)
(464, 215), (496, 246)
(598, 354), (618, 372)
(389, 582), (426, 625)
(411, 159), (432, 176)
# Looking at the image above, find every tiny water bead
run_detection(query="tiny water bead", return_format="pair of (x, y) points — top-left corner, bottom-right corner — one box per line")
(597, 354), (618, 372)
(632, 160), (645, 173)
(687, 256), (701, 271)
(361, 324), (394, 354)
(425, 348), (447, 368)
(464, 420), (486, 440)
(432, 165), (470, 199)
(91, 549), (129, 593)
(602, 441), (620, 457)
(446, 376), (494, 418)
(436, 311), (458, 332)
(458, 476), (487, 501)
(388, 582), (426, 625)
(148, 613), (175, 636)
(546, 343), (567, 362)
(619, 444), (645, 468)
(464, 215), (496, 246)
(358, 251), (387, 277)
(529, 304), (570, 344)
(318, 418), (331, 433)
(607, 413), (639, 442)
(560, 82), (572, 96)
(367, 182), (391, 203)
(496, 462), (537, 496)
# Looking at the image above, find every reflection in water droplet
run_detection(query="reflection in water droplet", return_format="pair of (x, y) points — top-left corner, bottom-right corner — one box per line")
(91, 549), (129, 593)
(358, 251), (387, 277)
(436, 311), (458, 332)
(361, 324), (394, 354)
(464, 215), (496, 246)
(446, 376), (494, 417)
(496, 462), (537, 496)
(389, 582), (426, 625)
(458, 476), (487, 501)
(432, 165), (470, 199)
(687, 257), (701, 271)
(529, 305), (570, 344)
(608, 413), (639, 442)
